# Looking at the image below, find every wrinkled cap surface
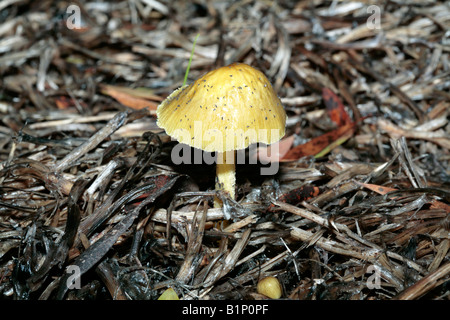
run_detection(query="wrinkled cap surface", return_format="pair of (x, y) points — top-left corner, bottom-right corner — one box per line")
(156, 62), (287, 152)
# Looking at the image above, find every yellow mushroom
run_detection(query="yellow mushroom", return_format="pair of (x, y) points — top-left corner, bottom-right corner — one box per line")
(156, 62), (286, 207)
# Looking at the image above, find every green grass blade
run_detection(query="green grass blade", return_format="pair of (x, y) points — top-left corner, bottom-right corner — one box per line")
(183, 33), (200, 86)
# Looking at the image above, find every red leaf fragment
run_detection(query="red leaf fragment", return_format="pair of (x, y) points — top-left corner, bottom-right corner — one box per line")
(281, 122), (355, 161)
(322, 88), (352, 126)
(267, 185), (320, 211)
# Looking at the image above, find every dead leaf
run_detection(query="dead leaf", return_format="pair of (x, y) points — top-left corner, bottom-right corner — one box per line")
(322, 87), (352, 126)
(282, 122), (355, 161)
(253, 135), (294, 163)
(100, 84), (162, 112)
(267, 185), (320, 211)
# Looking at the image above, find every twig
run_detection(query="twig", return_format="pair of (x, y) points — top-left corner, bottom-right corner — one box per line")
(394, 262), (450, 300)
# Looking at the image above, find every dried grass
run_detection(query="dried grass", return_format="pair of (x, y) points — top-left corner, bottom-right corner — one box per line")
(0, 0), (449, 300)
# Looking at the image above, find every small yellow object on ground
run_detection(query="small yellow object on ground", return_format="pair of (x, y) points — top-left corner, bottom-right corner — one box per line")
(257, 276), (282, 299)
(158, 287), (179, 300)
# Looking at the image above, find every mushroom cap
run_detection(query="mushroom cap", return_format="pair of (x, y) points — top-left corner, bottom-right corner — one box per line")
(156, 62), (286, 152)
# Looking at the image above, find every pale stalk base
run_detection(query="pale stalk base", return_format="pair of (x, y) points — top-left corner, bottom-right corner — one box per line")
(214, 151), (236, 207)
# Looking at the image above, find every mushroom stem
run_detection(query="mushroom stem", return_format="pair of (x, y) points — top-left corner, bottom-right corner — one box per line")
(214, 151), (236, 207)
